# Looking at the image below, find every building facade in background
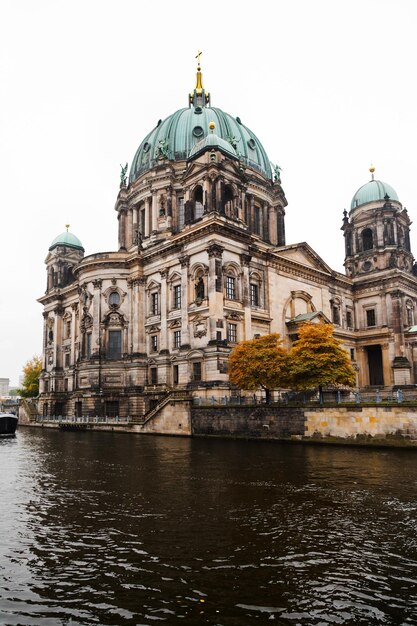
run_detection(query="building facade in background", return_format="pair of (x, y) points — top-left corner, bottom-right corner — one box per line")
(0, 378), (10, 396)
(37, 62), (417, 420)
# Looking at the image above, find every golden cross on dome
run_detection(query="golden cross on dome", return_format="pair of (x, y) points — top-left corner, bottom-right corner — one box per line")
(65, 224), (70, 231)
(195, 50), (202, 67)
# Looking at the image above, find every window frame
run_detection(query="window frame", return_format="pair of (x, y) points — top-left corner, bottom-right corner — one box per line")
(227, 322), (237, 343)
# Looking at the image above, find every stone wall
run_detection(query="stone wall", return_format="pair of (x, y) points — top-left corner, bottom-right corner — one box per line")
(304, 405), (417, 443)
(191, 406), (305, 439)
(192, 404), (417, 446)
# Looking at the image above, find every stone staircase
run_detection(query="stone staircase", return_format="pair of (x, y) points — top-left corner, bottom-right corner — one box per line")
(132, 390), (191, 427)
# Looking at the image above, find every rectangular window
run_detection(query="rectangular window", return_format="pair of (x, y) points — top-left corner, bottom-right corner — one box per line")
(151, 335), (158, 352)
(227, 323), (237, 343)
(75, 401), (82, 417)
(173, 284), (181, 309)
(66, 321), (71, 338)
(250, 283), (259, 307)
(193, 361), (202, 381)
(106, 401), (119, 418)
(64, 353), (70, 368)
(150, 367), (158, 385)
(107, 330), (122, 359)
(226, 276), (236, 300)
(350, 348), (355, 361)
(173, 364), (179, 385)
(366, 309), (376, 327)
(346, 310), (353, 329)
(332, 306), (340, 325)
(86, 333), (92, 358)
(151, 292), (159, 315)
(64, 378), (68, 392)
(173, 330), (181, 349)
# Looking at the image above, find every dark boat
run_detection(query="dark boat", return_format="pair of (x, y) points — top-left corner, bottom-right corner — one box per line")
(0, 412), (18, 437)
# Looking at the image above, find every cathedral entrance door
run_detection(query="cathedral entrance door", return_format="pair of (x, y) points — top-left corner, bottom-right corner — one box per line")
(366, 345), (384, 386)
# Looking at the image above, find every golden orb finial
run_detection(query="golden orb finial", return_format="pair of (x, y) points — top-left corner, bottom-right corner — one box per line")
(209, 121), (215, 132)
(369, 163), (375, 180)
(65, 223), (70, 231)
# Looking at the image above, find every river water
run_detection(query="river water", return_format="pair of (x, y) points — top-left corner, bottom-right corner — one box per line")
(1, 429), (417, 626)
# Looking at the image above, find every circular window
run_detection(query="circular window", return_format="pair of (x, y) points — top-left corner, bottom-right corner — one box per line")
(362, 261), (372, 272)
(193, 126), (204, 138)
(143, 142), (151, 153)
(247, 138), (256, 150)
(109, 291), (120, 306)
(194, 106), (202, 114)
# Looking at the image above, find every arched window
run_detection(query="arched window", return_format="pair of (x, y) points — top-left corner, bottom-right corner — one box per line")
(223, 185), (234, 217)
(193, 186), (204, 220)
(109, 291), (120, 307)
(362, 228), (374, 251)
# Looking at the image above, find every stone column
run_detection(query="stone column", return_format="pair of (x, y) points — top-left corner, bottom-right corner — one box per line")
(126, 208), (133, 248)
(159, 269), (168, 352)
(151, 190), (158, 233)
(269, 206), (277, 244)
(144, 197), (150, 238)
(91, 279), (102, 358)
(241, 253), (252, 339)
(70, 304), (77, 366)
(179, 255), (190, 348)
(42, 311), (48, 369)
(138, 277), (146, 355)
(132, 206), (138, 245)
(263, 202), (269, 241)
(118, 209), (127, 250)
(207, 244), (224, 341)
(249, 194), (254, 233)
(53, 305), (64, 369)
(240, 188), (246, 223)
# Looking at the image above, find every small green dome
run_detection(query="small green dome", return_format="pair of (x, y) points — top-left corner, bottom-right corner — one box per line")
(188, 130), (238, 160)
(130, 106), (272, 182)
(49, 230), (84, 251)
(351, 179), (399, 209)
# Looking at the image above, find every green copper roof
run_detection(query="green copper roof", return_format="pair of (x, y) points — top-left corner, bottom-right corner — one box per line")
(49, 231), (84, 251)
(130, 106), (272, 182)
(188, 131), (238, 160)
(351, 179), (399, 209)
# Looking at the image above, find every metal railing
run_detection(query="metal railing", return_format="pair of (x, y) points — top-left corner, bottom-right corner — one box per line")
(36, 415), (132, 424)
(192, 388), (417, 407)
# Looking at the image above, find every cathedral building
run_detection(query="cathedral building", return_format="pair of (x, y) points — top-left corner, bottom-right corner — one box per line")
(38, 60), (417, 423)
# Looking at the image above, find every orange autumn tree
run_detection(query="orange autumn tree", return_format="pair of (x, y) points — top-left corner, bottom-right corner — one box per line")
(19, 355), (42, 398)
(228, 333), (289, 403)
(287, 322), (356, 399)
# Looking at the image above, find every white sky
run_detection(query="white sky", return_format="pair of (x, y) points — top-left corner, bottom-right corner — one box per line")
(1, 0), (416, 385)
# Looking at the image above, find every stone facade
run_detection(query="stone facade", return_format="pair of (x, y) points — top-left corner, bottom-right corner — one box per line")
(37, 64), (417, 423)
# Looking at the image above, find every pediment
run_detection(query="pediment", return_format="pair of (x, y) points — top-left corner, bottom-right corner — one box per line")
(276, 242), (333, 274)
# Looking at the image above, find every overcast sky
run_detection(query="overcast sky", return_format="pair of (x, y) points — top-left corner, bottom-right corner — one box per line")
(1, 0), (416, 385)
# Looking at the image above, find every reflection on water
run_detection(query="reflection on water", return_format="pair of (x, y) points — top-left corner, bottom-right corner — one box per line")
(1, 429), (417, 625)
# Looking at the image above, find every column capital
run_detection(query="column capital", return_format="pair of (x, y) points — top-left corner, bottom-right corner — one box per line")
(207, 243), (224, 259)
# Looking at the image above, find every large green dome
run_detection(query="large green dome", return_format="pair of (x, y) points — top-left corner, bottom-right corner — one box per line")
(49, 230), (84, 251)
(351, 179), (399, 209)
(129, 69), (272, 182)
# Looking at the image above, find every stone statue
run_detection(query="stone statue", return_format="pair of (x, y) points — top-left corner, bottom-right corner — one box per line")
(195, 276), (205, 300)
(120, 163), (128, 187)
(272, 163), (282, 183)
(156, 139), (169, 160)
